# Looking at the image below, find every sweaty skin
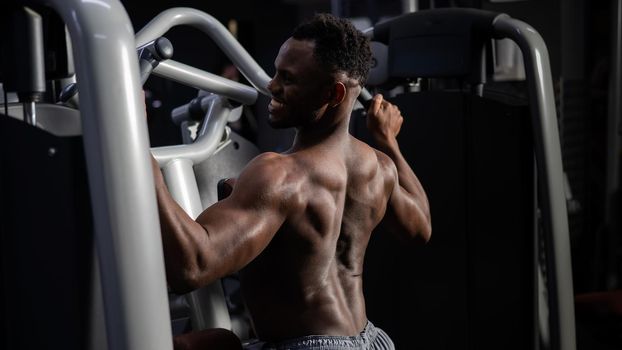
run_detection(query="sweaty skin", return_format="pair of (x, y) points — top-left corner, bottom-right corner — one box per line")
(152, 38), (431, 342)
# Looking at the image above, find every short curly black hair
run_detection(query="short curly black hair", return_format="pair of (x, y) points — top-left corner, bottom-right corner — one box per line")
(292, 13), (372, 86)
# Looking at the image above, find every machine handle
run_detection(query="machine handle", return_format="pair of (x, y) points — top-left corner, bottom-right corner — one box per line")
(137, 36), (174, 84)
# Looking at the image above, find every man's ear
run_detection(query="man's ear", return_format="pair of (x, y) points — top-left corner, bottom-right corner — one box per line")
(329, 82), (346, 107)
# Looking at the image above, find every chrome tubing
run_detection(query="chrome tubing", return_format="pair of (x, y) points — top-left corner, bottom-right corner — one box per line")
(38, 0), (173, 349)
(493, 16), (576, 350)
(135, 7), (271, 96)
(153, 60), (258, 105)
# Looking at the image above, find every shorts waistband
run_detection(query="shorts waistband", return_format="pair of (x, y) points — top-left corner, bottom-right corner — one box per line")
(258, 321), (394, 350)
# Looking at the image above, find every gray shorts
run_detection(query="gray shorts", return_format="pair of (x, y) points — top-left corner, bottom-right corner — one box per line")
(244, 321), (395, 350)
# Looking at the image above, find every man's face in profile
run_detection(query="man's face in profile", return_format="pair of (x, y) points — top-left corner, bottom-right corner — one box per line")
(267, 38), (333, 129)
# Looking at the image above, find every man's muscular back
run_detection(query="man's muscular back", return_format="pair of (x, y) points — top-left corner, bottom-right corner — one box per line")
(153, 93), (430, 341)
(240, 135), (397, 341)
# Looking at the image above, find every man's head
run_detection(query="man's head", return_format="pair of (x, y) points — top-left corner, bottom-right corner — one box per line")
(292, 13), (372, 87)
(267, 14), (371, 129)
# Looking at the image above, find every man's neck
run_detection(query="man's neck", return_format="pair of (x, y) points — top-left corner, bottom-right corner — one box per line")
(287, 90), (360, 153)
(289, 112), (351, 153)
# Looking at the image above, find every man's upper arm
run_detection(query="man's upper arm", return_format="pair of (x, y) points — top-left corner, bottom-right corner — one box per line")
(192, 153), (291, 283)
(379, 152), (431, 243)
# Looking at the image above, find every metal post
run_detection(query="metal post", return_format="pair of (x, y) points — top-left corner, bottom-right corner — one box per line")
(23, 101), (36, 125)
(401, 0), (418, 13)
(38, 0), (173, 349)
(331, 0), (343, 17)
(154, 96), (234, 331)
(493, 16), (576, 350)
(606, 0), (622, 288)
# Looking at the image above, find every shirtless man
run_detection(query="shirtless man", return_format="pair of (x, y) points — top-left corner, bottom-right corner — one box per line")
(153, 13), (431, 350)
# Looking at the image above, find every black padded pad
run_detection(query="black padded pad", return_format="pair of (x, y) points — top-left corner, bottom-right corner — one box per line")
(373, 9), (500, 82)
(0, 116), (93, 350)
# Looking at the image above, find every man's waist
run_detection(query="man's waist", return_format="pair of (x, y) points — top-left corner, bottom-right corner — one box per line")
(245, 321), (395, 350)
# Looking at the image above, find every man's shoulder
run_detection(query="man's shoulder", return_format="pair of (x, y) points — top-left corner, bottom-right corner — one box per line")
(245, 152), (297, 176)
(235, 152), (305, 212)
(238, 152), (302, 192)
(349, 137), (395, 172)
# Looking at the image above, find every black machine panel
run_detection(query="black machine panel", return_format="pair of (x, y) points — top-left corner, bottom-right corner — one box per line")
(358, 91), (535, 349)
(0, 116), (93, 350)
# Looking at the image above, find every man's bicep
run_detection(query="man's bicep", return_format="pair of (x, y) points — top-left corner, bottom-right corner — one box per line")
(194, 170), (287, 277)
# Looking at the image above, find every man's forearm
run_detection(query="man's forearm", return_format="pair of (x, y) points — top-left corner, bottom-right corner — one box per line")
(152, 156), (207, 293)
